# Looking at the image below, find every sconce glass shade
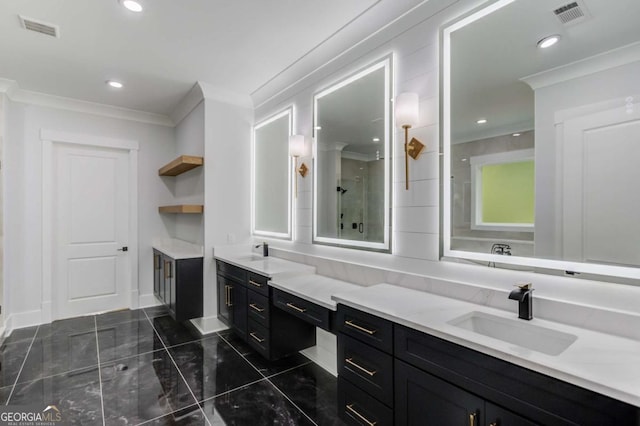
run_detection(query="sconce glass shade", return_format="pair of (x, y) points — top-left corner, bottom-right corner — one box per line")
(289, 134), (307, 157)
(395, 92), (419, 128)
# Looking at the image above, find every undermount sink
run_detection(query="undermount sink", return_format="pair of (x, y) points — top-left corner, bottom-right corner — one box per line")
(448, 311), (577, 356)
(236, 254), (267, 262)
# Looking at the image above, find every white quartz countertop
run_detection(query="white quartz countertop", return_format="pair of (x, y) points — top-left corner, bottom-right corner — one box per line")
(153, 238), (203, 260)
(270, 274), (362, 311)
(214, 253), (315, 277)
(332, 283), (640, 408)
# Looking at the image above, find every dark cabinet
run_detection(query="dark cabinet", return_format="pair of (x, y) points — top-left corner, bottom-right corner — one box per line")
(485, 403), (538, 426)
(216, 260), (316, 361)
(152, 250), (202, 322)
(336, 305), (394, 426)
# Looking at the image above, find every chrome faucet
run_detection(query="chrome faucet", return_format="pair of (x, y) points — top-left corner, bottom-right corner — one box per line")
(508, 283), (533, 320)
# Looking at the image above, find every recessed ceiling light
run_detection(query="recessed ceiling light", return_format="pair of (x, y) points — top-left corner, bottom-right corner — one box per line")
(537, 35), (560, 49)
(476, 119), (487, 124)
(512, 133), (521, 137)
(372, 137), (380, 142)
(461, 158), (468, 162)
(107, 80), (123, 89)
(121, 0), (143, 12)
(314, 126), (322, 130)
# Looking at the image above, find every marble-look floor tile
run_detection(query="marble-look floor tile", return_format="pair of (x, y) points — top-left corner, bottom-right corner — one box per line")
(0, 386), (12, 405)
(17, 329), (98, 383)
(245, 352), (311, 378)
(144, 305), (171, 319)
(138, 404), (209, 425)
(2, 325), (38, 346)
(8, 367), (103, 425)
(96, 308), (150, 328)
(151, 315), (202, 348)
(0, 341), (32, 387)
(169, 336), (263, 402)
(270, 363), (346, 426)
(217, 330), (255, 357)
(101, 349), (197, 425)
(35, 316), (96, 340)
(97, 318), (158, 363)
(200, 379), (314, 426)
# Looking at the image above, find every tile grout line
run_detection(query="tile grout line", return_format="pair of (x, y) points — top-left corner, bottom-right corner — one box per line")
(143, 310), (213, 426)
(94, 317), (107, 426)
(216, 332), (318, 426)
(6, 325), (40, 403)
(266, 376), (319, 426)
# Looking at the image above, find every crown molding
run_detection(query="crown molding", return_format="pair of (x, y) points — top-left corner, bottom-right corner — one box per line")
(0, 78), (174, 127)
(521, 41), (640, 91)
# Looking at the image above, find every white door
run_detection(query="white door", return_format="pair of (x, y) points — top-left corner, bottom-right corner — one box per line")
(54, 143), (130, 319)
(562, 105), (640, 266)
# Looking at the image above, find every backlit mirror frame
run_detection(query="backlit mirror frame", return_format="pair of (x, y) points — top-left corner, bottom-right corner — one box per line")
(252, 107), (293, 239)
(442, 0), (640, 280)
(312, 57), (392, 251)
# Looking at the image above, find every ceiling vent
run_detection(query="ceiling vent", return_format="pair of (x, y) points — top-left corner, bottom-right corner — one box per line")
(18, 15), (60, 38)
(553, 1), (591, 26)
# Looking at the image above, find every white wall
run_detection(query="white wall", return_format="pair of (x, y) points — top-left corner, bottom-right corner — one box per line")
(203, 97), (253, 318)
(172, 101), (205, 245)
(534, 60), (640, 259)
(255, 0), (476, 262)
(4, 100), (175, 328)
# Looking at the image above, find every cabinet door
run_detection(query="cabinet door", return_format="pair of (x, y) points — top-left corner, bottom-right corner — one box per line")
(217, 275), (231, 324)
(485, 403), (539, 426)
(153, 250), (162, 299)
(395, 359), (484, 426)
(231, 284), (248, 340)
(162, 255), (174, 307)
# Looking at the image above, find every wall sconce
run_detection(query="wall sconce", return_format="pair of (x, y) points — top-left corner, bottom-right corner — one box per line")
(395, 92), (425, 190)
(289, 134), (310, 197)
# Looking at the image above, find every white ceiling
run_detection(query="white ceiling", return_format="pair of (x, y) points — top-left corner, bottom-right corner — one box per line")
(450, 0), (640, 143)
(0, 0), (422, 117)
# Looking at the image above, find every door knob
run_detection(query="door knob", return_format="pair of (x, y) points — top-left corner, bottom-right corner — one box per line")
(117, 246), (128, 252)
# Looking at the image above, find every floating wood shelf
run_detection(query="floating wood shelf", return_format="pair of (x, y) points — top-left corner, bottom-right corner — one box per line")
(158, 205), (204, 214)
(159, 155), (203, 176)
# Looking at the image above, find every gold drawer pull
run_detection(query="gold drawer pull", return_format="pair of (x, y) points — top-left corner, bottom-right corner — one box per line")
(345, 358), (377, 377)
(345, 320), (377, 335)
(249, 280), (263, 288)
(469, 412), (477, 426)
(249, 332), (265, 343)
(346, 404), (376, 426)
(250, 303), (265, 312)
(286, 302), (307, 313)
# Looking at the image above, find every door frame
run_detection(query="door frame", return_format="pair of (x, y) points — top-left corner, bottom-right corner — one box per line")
(41, 129), (139, 322)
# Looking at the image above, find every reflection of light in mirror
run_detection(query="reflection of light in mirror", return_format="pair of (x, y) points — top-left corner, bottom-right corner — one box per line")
(512, 133), (521, 137)
(315, 126), (322, 130)
(373, 137), (380, 142)
(476, 119), (487, 124)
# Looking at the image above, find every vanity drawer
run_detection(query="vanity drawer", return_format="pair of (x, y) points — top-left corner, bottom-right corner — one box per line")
(337, 305), (393, 354)
(338, 334), (393, 407)
(247, 272), (269, 296)
(338, 376), (393, 426)
(247, 320), (270, 358)
(272, 288), (331, 331)
(216, 260), (247, 283)
(247, 290), (270, 327)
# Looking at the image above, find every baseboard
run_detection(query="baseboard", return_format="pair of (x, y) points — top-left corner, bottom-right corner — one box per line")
(190, 316), (229, 336)
(138, 293), (162, 309)
(5, 309), (43, 335)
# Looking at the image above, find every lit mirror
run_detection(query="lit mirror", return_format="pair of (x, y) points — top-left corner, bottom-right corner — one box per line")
(313, 58), (391, 251)
(253, 109), (292, 239)
(443, 0), (640, 278)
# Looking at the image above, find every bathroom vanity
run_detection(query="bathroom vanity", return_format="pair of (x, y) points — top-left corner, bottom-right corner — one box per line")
(152, 239), (203, 322)
(333, 284), (640, 426)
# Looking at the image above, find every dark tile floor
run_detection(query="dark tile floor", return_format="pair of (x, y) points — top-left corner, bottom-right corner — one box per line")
(0, 306), (346, 426)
